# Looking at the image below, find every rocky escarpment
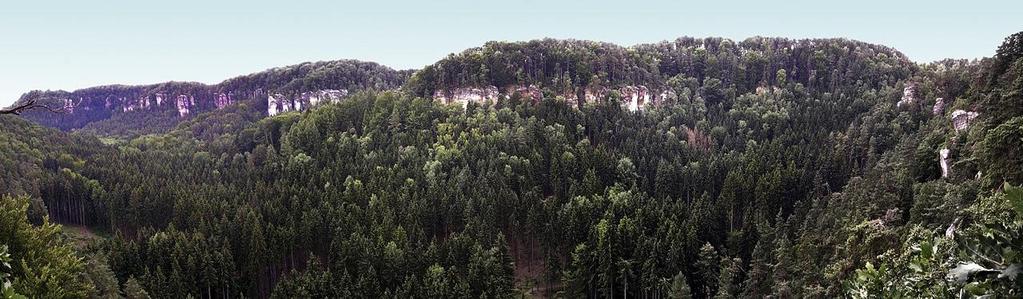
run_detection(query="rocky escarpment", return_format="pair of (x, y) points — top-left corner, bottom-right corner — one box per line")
(14, 84), (267, 131)
(937, 108), (982, 179)
(896, 83), (918, 108)
(408, 37), (914, 113)
(432, 84), (675, 111)
(951, 109), (980, 133)
(268, 89), (349, 116)
(12, 60), (409, 134)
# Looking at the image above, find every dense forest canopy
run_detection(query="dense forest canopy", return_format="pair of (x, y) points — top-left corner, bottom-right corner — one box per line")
(1, 34), (1022, 298)
(407, 37), (912, 101)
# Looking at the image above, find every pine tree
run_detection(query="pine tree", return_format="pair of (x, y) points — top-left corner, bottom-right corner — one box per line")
(696, 242), (721, 297)
(668, 272), (692, 299)
(772, 218), (795, 298)
(122, 276), (151, 299)
(713, 257), (742, 299)
(741, 226), (774, 298)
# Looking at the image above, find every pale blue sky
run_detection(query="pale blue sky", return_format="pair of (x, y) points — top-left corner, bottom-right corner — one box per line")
(2, 0), (1020, 106)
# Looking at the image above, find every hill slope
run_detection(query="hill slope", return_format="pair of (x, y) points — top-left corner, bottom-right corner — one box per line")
(406, 37), (914, 109)
(1, 33), (1021, 298)
(11, 60), (410, 136)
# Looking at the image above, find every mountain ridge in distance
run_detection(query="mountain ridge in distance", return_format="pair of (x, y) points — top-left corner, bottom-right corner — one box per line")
(11, 36), (918, 137)
(11, 59), (411, 136)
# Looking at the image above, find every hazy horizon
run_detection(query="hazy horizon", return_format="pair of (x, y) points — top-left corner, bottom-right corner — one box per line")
(3, 0), (1020, 107)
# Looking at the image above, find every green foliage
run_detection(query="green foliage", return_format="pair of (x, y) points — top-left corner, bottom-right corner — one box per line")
(1, 33), (1021, 297)
(122, 276), (150, 299)
(0, 195), (92, 298)
(15, 60), (410, 136)
(978, 117), (1023, 185)
(695, 243), (720, 297)
(669, 272), (693, 299)
(0, 245), (26, 299)
(845, 184), (1023, 297)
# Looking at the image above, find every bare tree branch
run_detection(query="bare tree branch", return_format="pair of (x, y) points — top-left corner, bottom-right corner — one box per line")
(0, 99), (66, 115)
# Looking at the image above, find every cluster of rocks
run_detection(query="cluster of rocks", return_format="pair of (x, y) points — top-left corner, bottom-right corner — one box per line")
(932, 97), (945, 115)
(303, 89), (349, 107)
(951, 109), (979, 133)
(897, 83), (951, 118)
(565, 85), (675, 110)
(175, 95), (196, 117)
(267, 89), (349, 116)
(939, 148), (952, 178)
(214, 92), (234, 109)
(896, 84), (917, 108)
(508, 85), (543, 103)
(867, 208), (903, 230)
(432, 86), (501, 108)
(57, 88), (343, 118)
(432, 84), (675, 111)
(620, 86), (653, 112)
(59, 91), (246, 118)
(938, 109), (981, 178)
(62, 98), (81, 113)
(121, 95), (160, 113)
(755, 86), (782, 95)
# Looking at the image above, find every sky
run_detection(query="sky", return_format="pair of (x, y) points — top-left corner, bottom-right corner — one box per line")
(2, 0), (1021, 107)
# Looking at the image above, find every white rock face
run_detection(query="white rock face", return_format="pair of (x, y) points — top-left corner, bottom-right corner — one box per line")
(945, 218), (960, 239)
(433, 84), (667, 111)
(506, 85), (543, 103)
(951, 110), (979, 133)
(755, 86), (782, 95)
(897, 84), (916, 108)
(433, 86), (501, 108)
(620, 85), (652, 112)
(268, 89), (349, 116)
(120, 95), (159, 113)
(62, 98), (77, 113)
(301, 89), (348, 107)
(175, 95), (195, 117)
(940, 148), (951, 178)
(214, 92), (233, 109)
(122, 97), (140, 112)
(268, 94), (289, 116)
(932, 98), (945, 115)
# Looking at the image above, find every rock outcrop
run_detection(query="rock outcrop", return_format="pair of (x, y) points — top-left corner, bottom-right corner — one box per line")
(175, 95), (195, 117)
(268, 89), (350, 116)
(62, 98), (80, 114)
(32, 88), (261, 119)
(214, 92), (233, 109)
(11, 59), (408, 133)
(302, 89), (348, 107)
(508, 85), (543, 103)
(897, 83), (917, 108)
(267, 94), (290, 116)
(432, 84), (671, 111)
(433, 86), (501, 108)
(932, 97), (945, 115)
(940, 148), (951, 178)
(122, 95), (156, 113)
(951, 110), (979, 133)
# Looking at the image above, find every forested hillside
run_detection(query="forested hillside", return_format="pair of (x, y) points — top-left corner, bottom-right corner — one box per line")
(12, 60), (410, 136)
(1, 33), (1022, 298)
(407, 37), (912, 102)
